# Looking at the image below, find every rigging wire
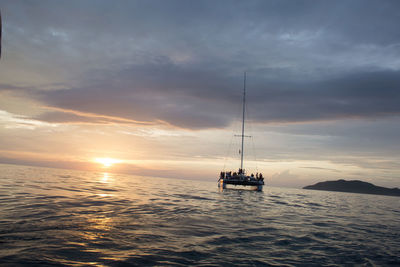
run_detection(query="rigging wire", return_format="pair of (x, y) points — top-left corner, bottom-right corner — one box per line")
(222, 132), (234, 172)
(222, 91), (243, 171)
(245, 97), (259, 173)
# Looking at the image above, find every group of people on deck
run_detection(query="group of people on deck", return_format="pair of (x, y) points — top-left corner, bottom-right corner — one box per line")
(220, 169), (264, 181)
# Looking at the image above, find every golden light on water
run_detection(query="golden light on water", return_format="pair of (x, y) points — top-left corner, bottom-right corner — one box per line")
(101, 172), (111, 183)
(94, 157), (122, 168)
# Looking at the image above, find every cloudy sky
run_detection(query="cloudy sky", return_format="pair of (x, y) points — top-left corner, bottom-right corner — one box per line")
(1, 0), (400, 187)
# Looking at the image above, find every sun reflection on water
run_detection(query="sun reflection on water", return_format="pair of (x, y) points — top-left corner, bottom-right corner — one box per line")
(100, 173), (111, 183)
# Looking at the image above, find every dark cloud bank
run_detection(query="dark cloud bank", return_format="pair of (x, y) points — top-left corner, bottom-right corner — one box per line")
(37, 67), (400, 129)
(3, 0), (400, 129)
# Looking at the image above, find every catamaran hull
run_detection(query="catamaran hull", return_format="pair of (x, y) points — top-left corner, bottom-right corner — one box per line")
(219, 179), (264, 191)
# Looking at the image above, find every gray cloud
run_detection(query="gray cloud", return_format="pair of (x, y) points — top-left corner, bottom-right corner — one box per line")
(249, 70), (400, 123)
(1, 0), (400, 129)
(3, 0), (400, 73)
(36, 66), (400, 129)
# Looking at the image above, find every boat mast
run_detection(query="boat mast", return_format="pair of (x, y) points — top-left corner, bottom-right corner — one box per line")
(240, 72), (246, 172)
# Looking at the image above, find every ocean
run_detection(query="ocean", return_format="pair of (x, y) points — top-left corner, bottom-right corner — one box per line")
(0, 163), (399, 266)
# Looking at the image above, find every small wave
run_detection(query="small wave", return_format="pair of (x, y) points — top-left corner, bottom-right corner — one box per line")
(173, 193), (212, 201)
(245, 226), (278, 233)
(91, 186), (118, 192)
(274, 238), (291, 246)
(269, 195), (282, 199)
(312, 231), (331, 239)
(312, 222), (331, 227)
(306, 202), (324, 207)
(272, 200), (289, 205)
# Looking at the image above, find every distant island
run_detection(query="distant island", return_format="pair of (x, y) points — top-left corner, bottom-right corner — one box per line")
(303, 179), (400, 197)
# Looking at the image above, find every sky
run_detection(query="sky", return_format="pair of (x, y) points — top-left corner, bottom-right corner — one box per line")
(1, 0), (400, 188)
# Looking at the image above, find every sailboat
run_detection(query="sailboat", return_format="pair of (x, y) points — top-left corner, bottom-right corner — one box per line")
(218, 72), (265, 191)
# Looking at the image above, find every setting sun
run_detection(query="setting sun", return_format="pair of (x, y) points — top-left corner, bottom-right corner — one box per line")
(94, 158), (122, 168)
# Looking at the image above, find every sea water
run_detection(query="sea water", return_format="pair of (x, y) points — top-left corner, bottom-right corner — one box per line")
(0, 163), (399, 266)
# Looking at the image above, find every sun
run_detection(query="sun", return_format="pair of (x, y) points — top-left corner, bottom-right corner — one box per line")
(94, 157), (122, 168)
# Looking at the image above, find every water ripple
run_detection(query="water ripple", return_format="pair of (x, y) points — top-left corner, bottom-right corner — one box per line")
(0, 164), (399, 266)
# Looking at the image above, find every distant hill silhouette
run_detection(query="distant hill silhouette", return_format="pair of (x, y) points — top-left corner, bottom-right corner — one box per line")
(303, 179), (400, 197)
